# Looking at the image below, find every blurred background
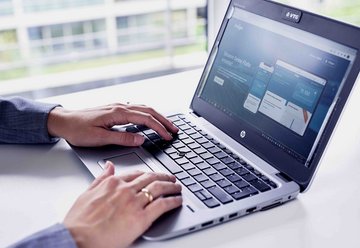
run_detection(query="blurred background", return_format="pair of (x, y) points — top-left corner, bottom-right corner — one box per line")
(0, 0), (359, 99)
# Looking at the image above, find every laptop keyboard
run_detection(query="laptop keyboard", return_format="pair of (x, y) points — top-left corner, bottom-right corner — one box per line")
(126, 114), (277, 208)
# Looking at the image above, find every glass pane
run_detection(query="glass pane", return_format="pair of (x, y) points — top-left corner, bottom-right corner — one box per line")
(0, 0), (208, 97)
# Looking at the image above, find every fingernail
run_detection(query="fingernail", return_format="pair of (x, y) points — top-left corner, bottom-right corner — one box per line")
(105, 161), (112, 169)
(134, 135), (145, 145)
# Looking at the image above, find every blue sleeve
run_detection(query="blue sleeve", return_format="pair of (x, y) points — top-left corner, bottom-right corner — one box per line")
(0, 97), (61, 144)
(8, 223), (77, 248)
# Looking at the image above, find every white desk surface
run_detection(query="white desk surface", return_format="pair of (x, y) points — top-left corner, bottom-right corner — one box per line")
(1, 69), (360, 248)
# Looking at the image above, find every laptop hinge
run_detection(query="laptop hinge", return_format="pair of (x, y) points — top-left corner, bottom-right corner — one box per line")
(190, 111), (201, 118)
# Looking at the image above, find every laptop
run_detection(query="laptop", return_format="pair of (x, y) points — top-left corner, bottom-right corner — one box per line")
(71, 0), (360, 241)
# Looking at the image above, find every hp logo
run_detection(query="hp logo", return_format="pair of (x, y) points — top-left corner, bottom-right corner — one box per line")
(240, 130), (246, 138)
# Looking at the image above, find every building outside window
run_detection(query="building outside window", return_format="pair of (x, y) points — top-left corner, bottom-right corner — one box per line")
(0, 0), (208, 97)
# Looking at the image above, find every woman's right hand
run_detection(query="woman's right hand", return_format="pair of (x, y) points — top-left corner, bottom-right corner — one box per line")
(63, 161), (182, 248)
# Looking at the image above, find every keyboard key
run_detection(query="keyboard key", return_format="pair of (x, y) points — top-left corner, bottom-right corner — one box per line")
(179, 124), (191, 131)
(178, 146), (191, 154)
(196, 162), (210, 170)
(177, 133), (188, 140)
(218, 144), (226, 149)
(209, 147), (221, 154)
(217, 179), (231, 188)
(147, 133), (161, 141)
(224, 185), (239, 194)
(196, 137), (209, 144)
(219, 168), (234, 177)
(185, 152), (197, 159)
(234, 180), (249, 189)
(206, 157), (221, 165)
(201, 180), (216, 189)
(200, 152), (213, 160)
(188, 183), (203, 193)
(136, 125), (149, 131)
(125, 125), (139, 133)
(172, 117), (183, 123)
(190, 156), (203, 164)
(187, 168), (202, 176)
(203, 198), (220, 208)
(188, 142), (201, 149)
(194, 147), (207, 154)
(175, 171), (189, 180)
(228, 161), (242, 170)
(246, 186), (259, 195)
(201, 189), (212, 199)
(231, 188), (252, 200)
(169, 153), (182, 160)
(202, 142), (215, 149)
(269, 181), (277, 188)
(226, 174), (241, 182)
(232, 186), (257, 200)
(185, 128), (196, 135)
(223, 148), (233, 155)
(194, 173), (208, 182)
(234, 167), (249, 176)
(245, 164), (255, 171)
(214, 151), (228, 159)
(194, 191), (206, 201)
(173, 142), (185, 149)
(183, 138), (195, 145)
(164, 147), (177, 154)
(252, 169), (262, 177)
(190, 133), (202, 140)
(261, 175), (270, 182)
(208, 186), (233, 204)
(212, 162), (227, 171)
(209, 173), (224, 181)
(175, 157), (189, 165)
(238, 158), (247, 165)
(180, 162), (195, 171)
(221, 156), (235, 165)
(181, 177), (196, 186)
(242, 173), (257, 182)
(250, 179), (271, 192)
(203, 167), (217, 176)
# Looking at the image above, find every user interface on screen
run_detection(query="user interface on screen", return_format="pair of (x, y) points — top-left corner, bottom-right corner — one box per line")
(198, 7), (357, 166)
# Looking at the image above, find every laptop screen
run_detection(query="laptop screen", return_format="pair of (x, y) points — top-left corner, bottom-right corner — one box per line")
(197, 7), (357, 167)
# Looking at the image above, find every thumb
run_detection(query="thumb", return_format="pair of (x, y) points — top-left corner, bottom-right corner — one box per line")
(88, 161), (115, 190)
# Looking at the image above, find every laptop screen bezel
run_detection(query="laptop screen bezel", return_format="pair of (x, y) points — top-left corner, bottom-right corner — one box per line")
(190, 0), (360, 192)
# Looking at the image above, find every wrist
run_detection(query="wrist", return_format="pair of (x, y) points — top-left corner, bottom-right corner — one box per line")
(47, 107), (69, 139)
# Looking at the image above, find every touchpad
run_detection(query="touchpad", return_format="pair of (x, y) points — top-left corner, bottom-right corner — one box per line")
(98, 152), (152, 175)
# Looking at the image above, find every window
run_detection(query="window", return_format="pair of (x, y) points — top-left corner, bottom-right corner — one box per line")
(0, 0), (208, 97)
(0, 0), (13, 16)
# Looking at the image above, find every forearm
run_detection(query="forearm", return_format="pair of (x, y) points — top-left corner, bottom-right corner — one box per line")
(9, 223), (77, 248)
(0, 97), (61, 144)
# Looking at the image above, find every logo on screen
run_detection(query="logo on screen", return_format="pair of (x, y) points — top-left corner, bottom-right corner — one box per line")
(282, 8), (302, 23)
(240, 130), (246, 139)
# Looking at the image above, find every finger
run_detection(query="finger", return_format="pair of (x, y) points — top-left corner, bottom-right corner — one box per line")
(88, 161), (115, 190)
(128, 172), (176, 192)
(144, 196), (183, 227)
(122, 109), (174, 141)
(119, 170), (145, 182)
(128, 105), (179, 134)
(97, 129), (145, 146)
(136, 181), (182, 207)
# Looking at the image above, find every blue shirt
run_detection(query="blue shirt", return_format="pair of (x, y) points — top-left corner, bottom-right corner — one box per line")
(1, 97), (77, 248)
